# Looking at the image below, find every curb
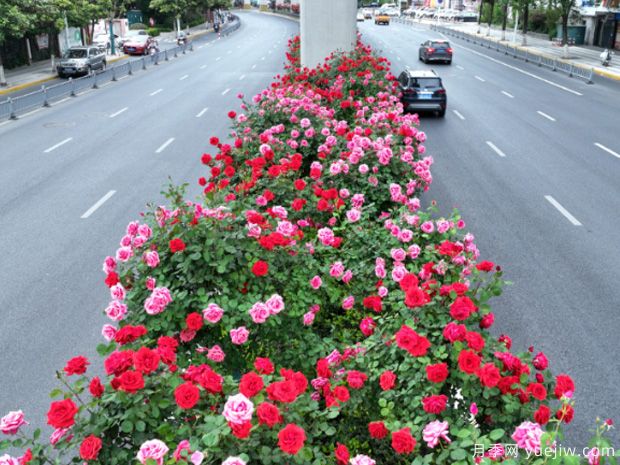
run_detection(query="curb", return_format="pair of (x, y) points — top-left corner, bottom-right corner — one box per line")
(259, 11), (300, 23)
(593, 67), (620, 81)
(0, 54), (128, 96)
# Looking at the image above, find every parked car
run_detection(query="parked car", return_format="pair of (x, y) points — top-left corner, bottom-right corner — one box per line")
(419, 39), (453, 64)
(397, 69), (447, 117)
(118, 30), (148, 48)
(123, 35), (155, 55)
(93, 33), (120, 52)
(57, 46), (106, 78)
(364, 10), (372, 19)
(357, 11), (365, 21)
(375, 13), (390, 25)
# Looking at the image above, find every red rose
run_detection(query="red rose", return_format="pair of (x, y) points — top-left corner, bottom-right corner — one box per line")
(443, 322), (466, 342)
(169, 238), (186, 253)
(64, 356), (89, 376)
(105, 272), (119, 287)
(346, 370), (368, 389)
(278, 424), (306, 455)
(47, 399), (78, 428)
(368, 421), (389, 439)
(527, 383), (547, 401)
(79, 435), (102, 461)
(175, 382), (200, 409)
(251, 260), (269, 277)
(476, 260), (495, 272)
(240, 372), (264, 398)
(282, 370), (308, 395)
(133, 347), (160, 374)
(404, 287), (428, 308)
(379, 370), (396, 391)
(335, 443), (350, 465)
(317, 359), (332, 378)
(230, 421), (252, 439)
(293, 179), (306, 190)
(257, 402), (282, 428)
(267, 380), (298, 403)
(333, 386), (350, 403)
(399, 273), (419, 292)
(554, 374), (575, 399)
(533, 352), (549, 371)
(117, 370), (145, 393)
(209, 136), (220, 146)
(391, 427), (416, 455)
(362, 295), (383, 312)
(198, 369), (223, 394)
(254, 357), (274, 375)
(465, 331), (485, 352)
(422, 395), (447, 414)
(477, 363), (501, 388)
(19, 449), (32, 465)
(227, 110), (237, 119)
(185, 312), (203, 331)
(114, 325), (148, 346)
(458, 350), (481, 374)
(556, 404), (574, 423)
(394, 325), (430, 357)
(479, 313), (495, 329)
(449, 296), (477, 321)
(89, 377), (104, 398)
(534, 405), (551, 425)
(426, 363), (449, 383)
(498, 334), (512, 349)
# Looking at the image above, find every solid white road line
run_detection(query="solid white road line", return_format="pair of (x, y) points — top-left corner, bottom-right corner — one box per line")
(196, 108), (209, 118)
(452, 42), (583, 96)
(452, 110), (465, 120)
(155, 138), (175, 154)
(456, 65), (464, 70)
(200, 64), (207, 69)
(537, 110), (556, 122)
(501, 90), (514, 98)
(594, 142), (620, 159)
(222, 88), (230, 95)
(216, 56), (221, 61)
(475, 75), (486, 82)
(81, 190), (116, 219)
(239, 74), (246, 80)
(179, 74), (189, 81)
(109, 107), (128, 118)
(150, 88), (163, 96)
(485, 141), (506, 158)
(545, 195), (582, 226)
(251, 64), (256, 69)
(44, 137), (73, 153)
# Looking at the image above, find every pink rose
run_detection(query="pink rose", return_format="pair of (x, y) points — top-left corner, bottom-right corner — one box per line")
(342, 270), (353, 283)
(137, 439), (169, 465)
(203, 303), (224, 324)
(346, 209), (361, 223)
(249, 302), (270, 324)
(511, 421), (544, 453)
(398, 229), (414, 243)
(146, 277), (156, 290)
(207, 345), (225, 363)
(303, 312), (315, 326)
(110, 284), (126, 301)
(50, 427), (72, 445)
(115, 246), (133, 262)
(423, 420), (451, 448)
(101, 324), (117, 342)
(421, 221), (435, 234)
(390, 248), (407, 262)
(222, 458), (247, 465)
(310, 276), (322, 290)
(391, 266), (407, 283)
(230, 327), (249, 345)
(342, 296), (355, 310)
(222, 394), (254, 425)
(0, 455), (19, 465)
(408, 244), (421, 259)
(105, 300), (127, 322)
(329, 262), (345, 278)
(265, 294), (285, 315)
(120, 234), (132, 247)
(143, 250), (160, 268)
(126, 221), (139, 236)
(102, 256), (116, 274)
(0, 411), (27, 435)
(350, 455), (376, 465)
(138, 224), (152, 239)
(133, 235), (146, 248)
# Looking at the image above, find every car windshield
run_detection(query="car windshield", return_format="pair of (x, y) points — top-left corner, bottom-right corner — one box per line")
(410, 77), (441, 88)
(64, 49), (87, 58)
(128, 36), (148, 43)
(432, 41), (450, 48)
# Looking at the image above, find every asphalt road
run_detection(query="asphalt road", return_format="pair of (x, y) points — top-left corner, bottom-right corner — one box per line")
(359, 19), (620, 447)
(0, 10), (297, 435)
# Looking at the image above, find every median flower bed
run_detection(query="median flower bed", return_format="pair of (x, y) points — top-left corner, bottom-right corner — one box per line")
(0, 38), (615, 465)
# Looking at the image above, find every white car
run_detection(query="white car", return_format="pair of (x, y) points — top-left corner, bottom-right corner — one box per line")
(357, 12), (365, 21)
(93, 33), (120, 51)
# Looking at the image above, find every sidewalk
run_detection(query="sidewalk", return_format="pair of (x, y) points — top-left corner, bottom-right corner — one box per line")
(0, 53), (127, 96)
(429, 19), (620, 80)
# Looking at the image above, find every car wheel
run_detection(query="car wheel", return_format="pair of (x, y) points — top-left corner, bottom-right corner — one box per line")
(438, 108), (446, 117)
(446, 60), (452, 65)
(58, 72), (65, 79)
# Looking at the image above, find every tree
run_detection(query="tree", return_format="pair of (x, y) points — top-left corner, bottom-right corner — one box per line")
(500, 0), (510, 40)
(0, 0), (36, 83)
(558, 0), (575, 47)
(149, 0), (194, 32)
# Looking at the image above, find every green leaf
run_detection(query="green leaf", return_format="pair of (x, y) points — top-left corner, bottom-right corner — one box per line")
(489, 429), (505, 441)
(49, 388), (63, 398)
(121, 420), (133, 433)
(135, 421), (146, 432)
(450, 449), (468, 461)
(456, 429), (472, 438)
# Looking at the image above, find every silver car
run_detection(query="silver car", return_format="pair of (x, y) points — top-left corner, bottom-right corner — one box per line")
(57, 47), (106, 78)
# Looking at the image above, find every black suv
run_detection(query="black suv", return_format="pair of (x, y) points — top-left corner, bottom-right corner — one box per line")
(397, 69), (447, 117)
(419, 39), (453, 64)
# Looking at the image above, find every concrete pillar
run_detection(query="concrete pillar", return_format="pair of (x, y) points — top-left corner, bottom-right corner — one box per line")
(300, 0), (357, 68)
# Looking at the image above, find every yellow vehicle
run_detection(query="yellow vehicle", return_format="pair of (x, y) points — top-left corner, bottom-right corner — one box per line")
(375, 13), (390, 25)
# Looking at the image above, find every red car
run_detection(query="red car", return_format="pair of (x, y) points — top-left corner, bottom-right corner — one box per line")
(123, 35), (154, 55)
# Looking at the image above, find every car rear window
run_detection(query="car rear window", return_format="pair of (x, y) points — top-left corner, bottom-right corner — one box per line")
(410, 78), (441, 88)
(432, 41), (450, 48)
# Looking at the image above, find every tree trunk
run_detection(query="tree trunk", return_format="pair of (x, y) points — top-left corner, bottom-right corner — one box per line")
(522, 2), (529, 45)
(501, 2), (508, 40)
(562, 13), (569, 45)
(0, 51), (6, 86)
(477, 0), (484, 33)
(487, 0), (495, 35)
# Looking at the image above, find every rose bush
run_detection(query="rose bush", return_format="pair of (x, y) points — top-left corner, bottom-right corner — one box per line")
(0, 36), (615, 465)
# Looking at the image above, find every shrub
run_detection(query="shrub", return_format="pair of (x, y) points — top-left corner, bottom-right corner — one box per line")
(129, 22), (148, 30)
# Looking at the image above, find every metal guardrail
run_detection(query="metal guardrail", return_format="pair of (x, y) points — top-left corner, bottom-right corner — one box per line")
(429, 24), (594, 84)
(0, 16), (241, 121)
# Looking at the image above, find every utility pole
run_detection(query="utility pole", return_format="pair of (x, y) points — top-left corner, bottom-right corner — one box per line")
(110, 16), (116, 54)
(64, 11), (71, 53)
